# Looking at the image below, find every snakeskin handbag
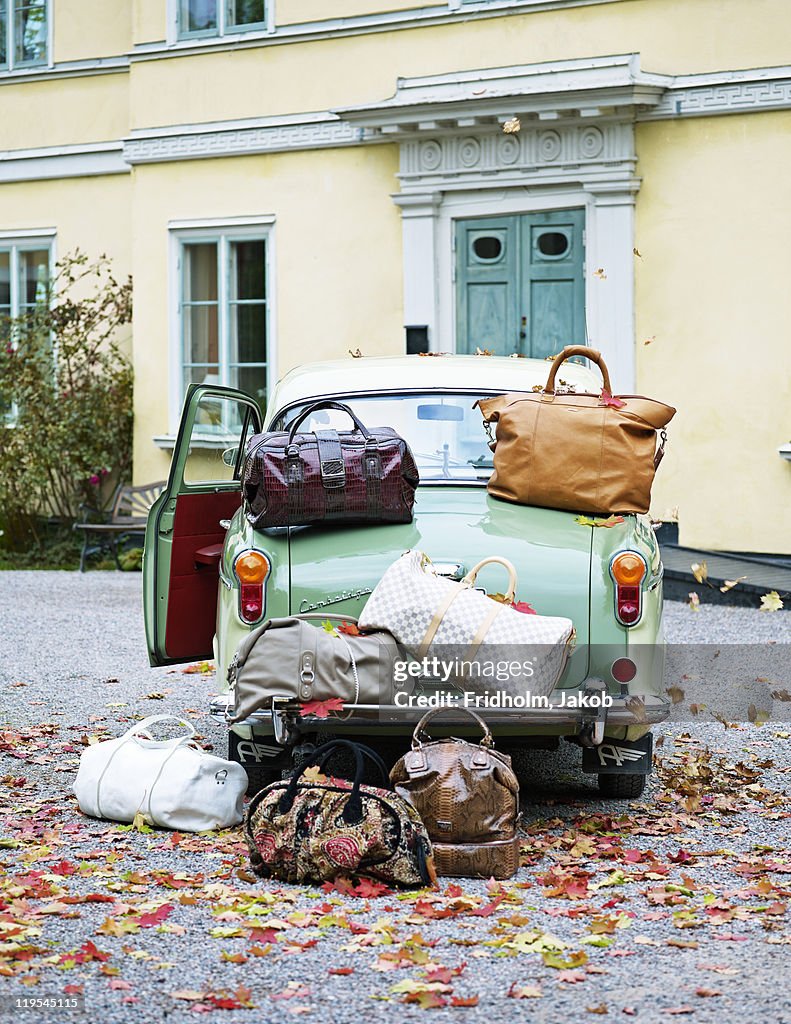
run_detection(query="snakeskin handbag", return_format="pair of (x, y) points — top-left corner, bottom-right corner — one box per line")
(242, 400), (419, 528)
(244, 739), (436, 888)
(391, 707), (521, 879)
(358, 551), (574, 697)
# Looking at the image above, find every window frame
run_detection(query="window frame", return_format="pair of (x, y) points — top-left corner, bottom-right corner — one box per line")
(175, 0), (270, 41)
(0, 0), (50, 72)
(0, 230), (56, 426)
(168, 218), (275, 436)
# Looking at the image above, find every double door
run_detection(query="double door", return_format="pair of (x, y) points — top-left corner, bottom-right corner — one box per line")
(455, 209), (585, 358)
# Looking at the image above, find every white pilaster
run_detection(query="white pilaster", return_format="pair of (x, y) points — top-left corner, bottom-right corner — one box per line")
(391, 192), (441, 349)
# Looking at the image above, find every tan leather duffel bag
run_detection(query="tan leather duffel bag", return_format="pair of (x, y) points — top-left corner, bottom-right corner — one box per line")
(391, 707), (521, 879)
(476, 345), (676, 516)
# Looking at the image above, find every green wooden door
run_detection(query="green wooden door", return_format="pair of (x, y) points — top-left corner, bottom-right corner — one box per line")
(455, 209), (585, 357)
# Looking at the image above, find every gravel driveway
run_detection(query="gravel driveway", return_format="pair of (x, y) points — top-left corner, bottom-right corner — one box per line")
(0, 572), (789, 1024)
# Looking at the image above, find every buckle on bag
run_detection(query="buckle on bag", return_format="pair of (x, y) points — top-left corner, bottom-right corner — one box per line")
(299, 651), (315, 700)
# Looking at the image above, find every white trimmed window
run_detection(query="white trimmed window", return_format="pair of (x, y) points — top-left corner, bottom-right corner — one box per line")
(178, 0), (267, 38)
(175, 228), (271, 408)
(0, 0), (48, 69)
(0, 235), (53, 423)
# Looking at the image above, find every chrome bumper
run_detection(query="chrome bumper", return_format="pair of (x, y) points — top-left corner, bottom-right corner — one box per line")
(210, 686), (670, 746)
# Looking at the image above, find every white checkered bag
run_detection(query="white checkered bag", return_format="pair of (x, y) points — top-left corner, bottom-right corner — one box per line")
(358, 551), (574, 697)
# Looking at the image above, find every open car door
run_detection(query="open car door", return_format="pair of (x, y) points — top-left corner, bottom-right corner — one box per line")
(143, 384), (263, 666)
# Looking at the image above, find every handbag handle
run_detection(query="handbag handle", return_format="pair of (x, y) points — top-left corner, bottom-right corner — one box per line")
(124, 715), (196, 749)
(544, 345), (612, 396)
(412, 706), (494, 749)
(277, 739), (391, 824)
(287, 400), (372, 445)
(461, 556), (518, 603)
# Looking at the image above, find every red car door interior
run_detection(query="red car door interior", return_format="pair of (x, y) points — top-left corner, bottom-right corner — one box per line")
(164, 491), (241, 660)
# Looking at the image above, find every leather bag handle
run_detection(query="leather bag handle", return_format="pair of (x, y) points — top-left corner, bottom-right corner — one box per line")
(544, 345), (612, 395)
(287, 400), (372, 445)
(412, 706), (493, 749)
(276, 739), (391, 824)
(461, 556), (518, 603)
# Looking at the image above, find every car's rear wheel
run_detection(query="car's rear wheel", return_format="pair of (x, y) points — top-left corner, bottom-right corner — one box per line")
(597, 772), (646, 798)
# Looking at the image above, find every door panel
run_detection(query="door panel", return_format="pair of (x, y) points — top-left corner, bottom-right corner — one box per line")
(455, 209), (585, 358)
(143, 384), (263, 667)
(455, 217), (518, 356)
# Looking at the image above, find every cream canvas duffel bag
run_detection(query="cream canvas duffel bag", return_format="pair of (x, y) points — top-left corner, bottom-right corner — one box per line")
(227, 614), (404, 723)
(73, 715), (247, 831)
(358, 551), (574, 697)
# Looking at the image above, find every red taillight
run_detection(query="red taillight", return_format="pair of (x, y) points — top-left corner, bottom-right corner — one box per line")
(240, 583), (264, 623)
(234, 550), (270, 624)
(610, 552), (647, 627)
(611, 657), (637, 683)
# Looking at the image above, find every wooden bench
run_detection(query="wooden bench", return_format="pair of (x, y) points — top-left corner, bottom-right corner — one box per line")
(74, 481), (165, 572)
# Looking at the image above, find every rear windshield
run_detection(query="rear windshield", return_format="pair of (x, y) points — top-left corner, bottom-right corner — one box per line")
(276, 392), (502, 482)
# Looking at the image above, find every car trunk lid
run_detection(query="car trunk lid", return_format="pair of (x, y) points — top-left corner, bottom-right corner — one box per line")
(288, 486), (591, 685)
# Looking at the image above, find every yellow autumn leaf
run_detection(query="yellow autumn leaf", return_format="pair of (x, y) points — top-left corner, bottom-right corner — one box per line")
(720, 577), (746, 593)
(502, 116), (521, 134)
(593, 267), (607, 280)
(691, 562), (708, 584)
(759, 591), (783, 612)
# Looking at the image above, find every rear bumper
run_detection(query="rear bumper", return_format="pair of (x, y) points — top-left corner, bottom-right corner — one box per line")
(210, 683), (670, 745)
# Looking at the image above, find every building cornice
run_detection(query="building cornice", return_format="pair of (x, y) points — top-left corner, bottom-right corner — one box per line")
(3, 60), (791, 180)
(0, 141), (128, 183)
(123, 111), (366, 165)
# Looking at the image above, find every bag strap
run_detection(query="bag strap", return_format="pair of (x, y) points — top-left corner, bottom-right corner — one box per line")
(412, 706), (494, 749)
(461, 557), (517, 602)
(276, 739), (392, 825)
(287, 400), (371, 445)
(124, 715), (196, 749)
(544, 345), (612, 395)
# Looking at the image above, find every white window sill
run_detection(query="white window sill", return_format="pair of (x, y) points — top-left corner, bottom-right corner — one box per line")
(153, 433), (238, 451)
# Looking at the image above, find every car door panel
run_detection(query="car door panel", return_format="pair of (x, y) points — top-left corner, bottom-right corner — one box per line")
(143, 384), (262, 667)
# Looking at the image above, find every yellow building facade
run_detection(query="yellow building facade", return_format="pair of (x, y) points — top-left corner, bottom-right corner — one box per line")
(1, 0), (789, 553)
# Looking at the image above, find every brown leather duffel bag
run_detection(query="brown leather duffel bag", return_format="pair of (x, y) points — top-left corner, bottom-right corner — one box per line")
(390, 707), (520, 879)
(476, 345), (675, 516)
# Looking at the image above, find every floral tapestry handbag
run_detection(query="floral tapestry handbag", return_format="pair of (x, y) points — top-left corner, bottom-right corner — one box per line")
(244, 739), (436, 888)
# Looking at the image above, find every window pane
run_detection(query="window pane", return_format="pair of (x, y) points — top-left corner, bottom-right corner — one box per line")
(0, 252), (10, 308)
(18, 249), (49, 308)
(183, 243), (217, 302)
(0, 7), (7, 66)
(181, 0), (217, 32)
(227, 0), (266, 28)
(229, 302), (266, 364)
(230, 239), (265, 300)
(184, 395), (252, 483)
(184, 364), (221, 386)
(184, 307), (219, 365)
(229, 364), (267, 405)
(14, 1), (47, 65)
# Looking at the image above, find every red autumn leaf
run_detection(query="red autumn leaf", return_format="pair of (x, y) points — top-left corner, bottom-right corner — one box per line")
(108, 980), (133, 991)
(600, 390), (626, 409)
(63, 985), (83, 995)
(404, 991), (448, 1009)
(321, 877), (358, 896)
(353, 878), (392, 899)
(470, 894), (505, 917)
(299, 698), (345, 719)
(135, 904), (173, 928)
(247, 928), (280, 944)
(425, 968), (454, 984)
(337, 621), (362, 636)
(329, 967), (354, 976)
(512, 600), (538, 615)
(50, 860), (78, 876)
(451, 996), (479, 1007)
(445, 884), (464, 898)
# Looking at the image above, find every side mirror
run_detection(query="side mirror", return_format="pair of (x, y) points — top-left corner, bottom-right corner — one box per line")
(221, 446), (239, 468)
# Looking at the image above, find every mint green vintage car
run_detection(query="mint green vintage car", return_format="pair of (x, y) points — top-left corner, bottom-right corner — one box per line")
(144, 355), (669, 797)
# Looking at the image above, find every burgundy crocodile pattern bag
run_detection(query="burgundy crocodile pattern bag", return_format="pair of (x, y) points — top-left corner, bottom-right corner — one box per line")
(242, 400), (419, 529)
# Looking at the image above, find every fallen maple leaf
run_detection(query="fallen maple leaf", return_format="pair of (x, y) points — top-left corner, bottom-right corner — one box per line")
(299, 698), (345, 719)
(508, 983), (542, 999)
(691, 562), (708, 584)
(759, 590), (783, 612)
(587, 1004), (609, 1015)
(720, 576), (746, 593)
(695, 988), (721, 998)
(593, 267), (607, 280)
(600, 390), (626, 409)
(337, 621), (362, 636)
(328, 967), (354, 976)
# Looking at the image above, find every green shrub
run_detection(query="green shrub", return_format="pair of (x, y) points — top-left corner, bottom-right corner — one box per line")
(0, 252), (133, 552)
